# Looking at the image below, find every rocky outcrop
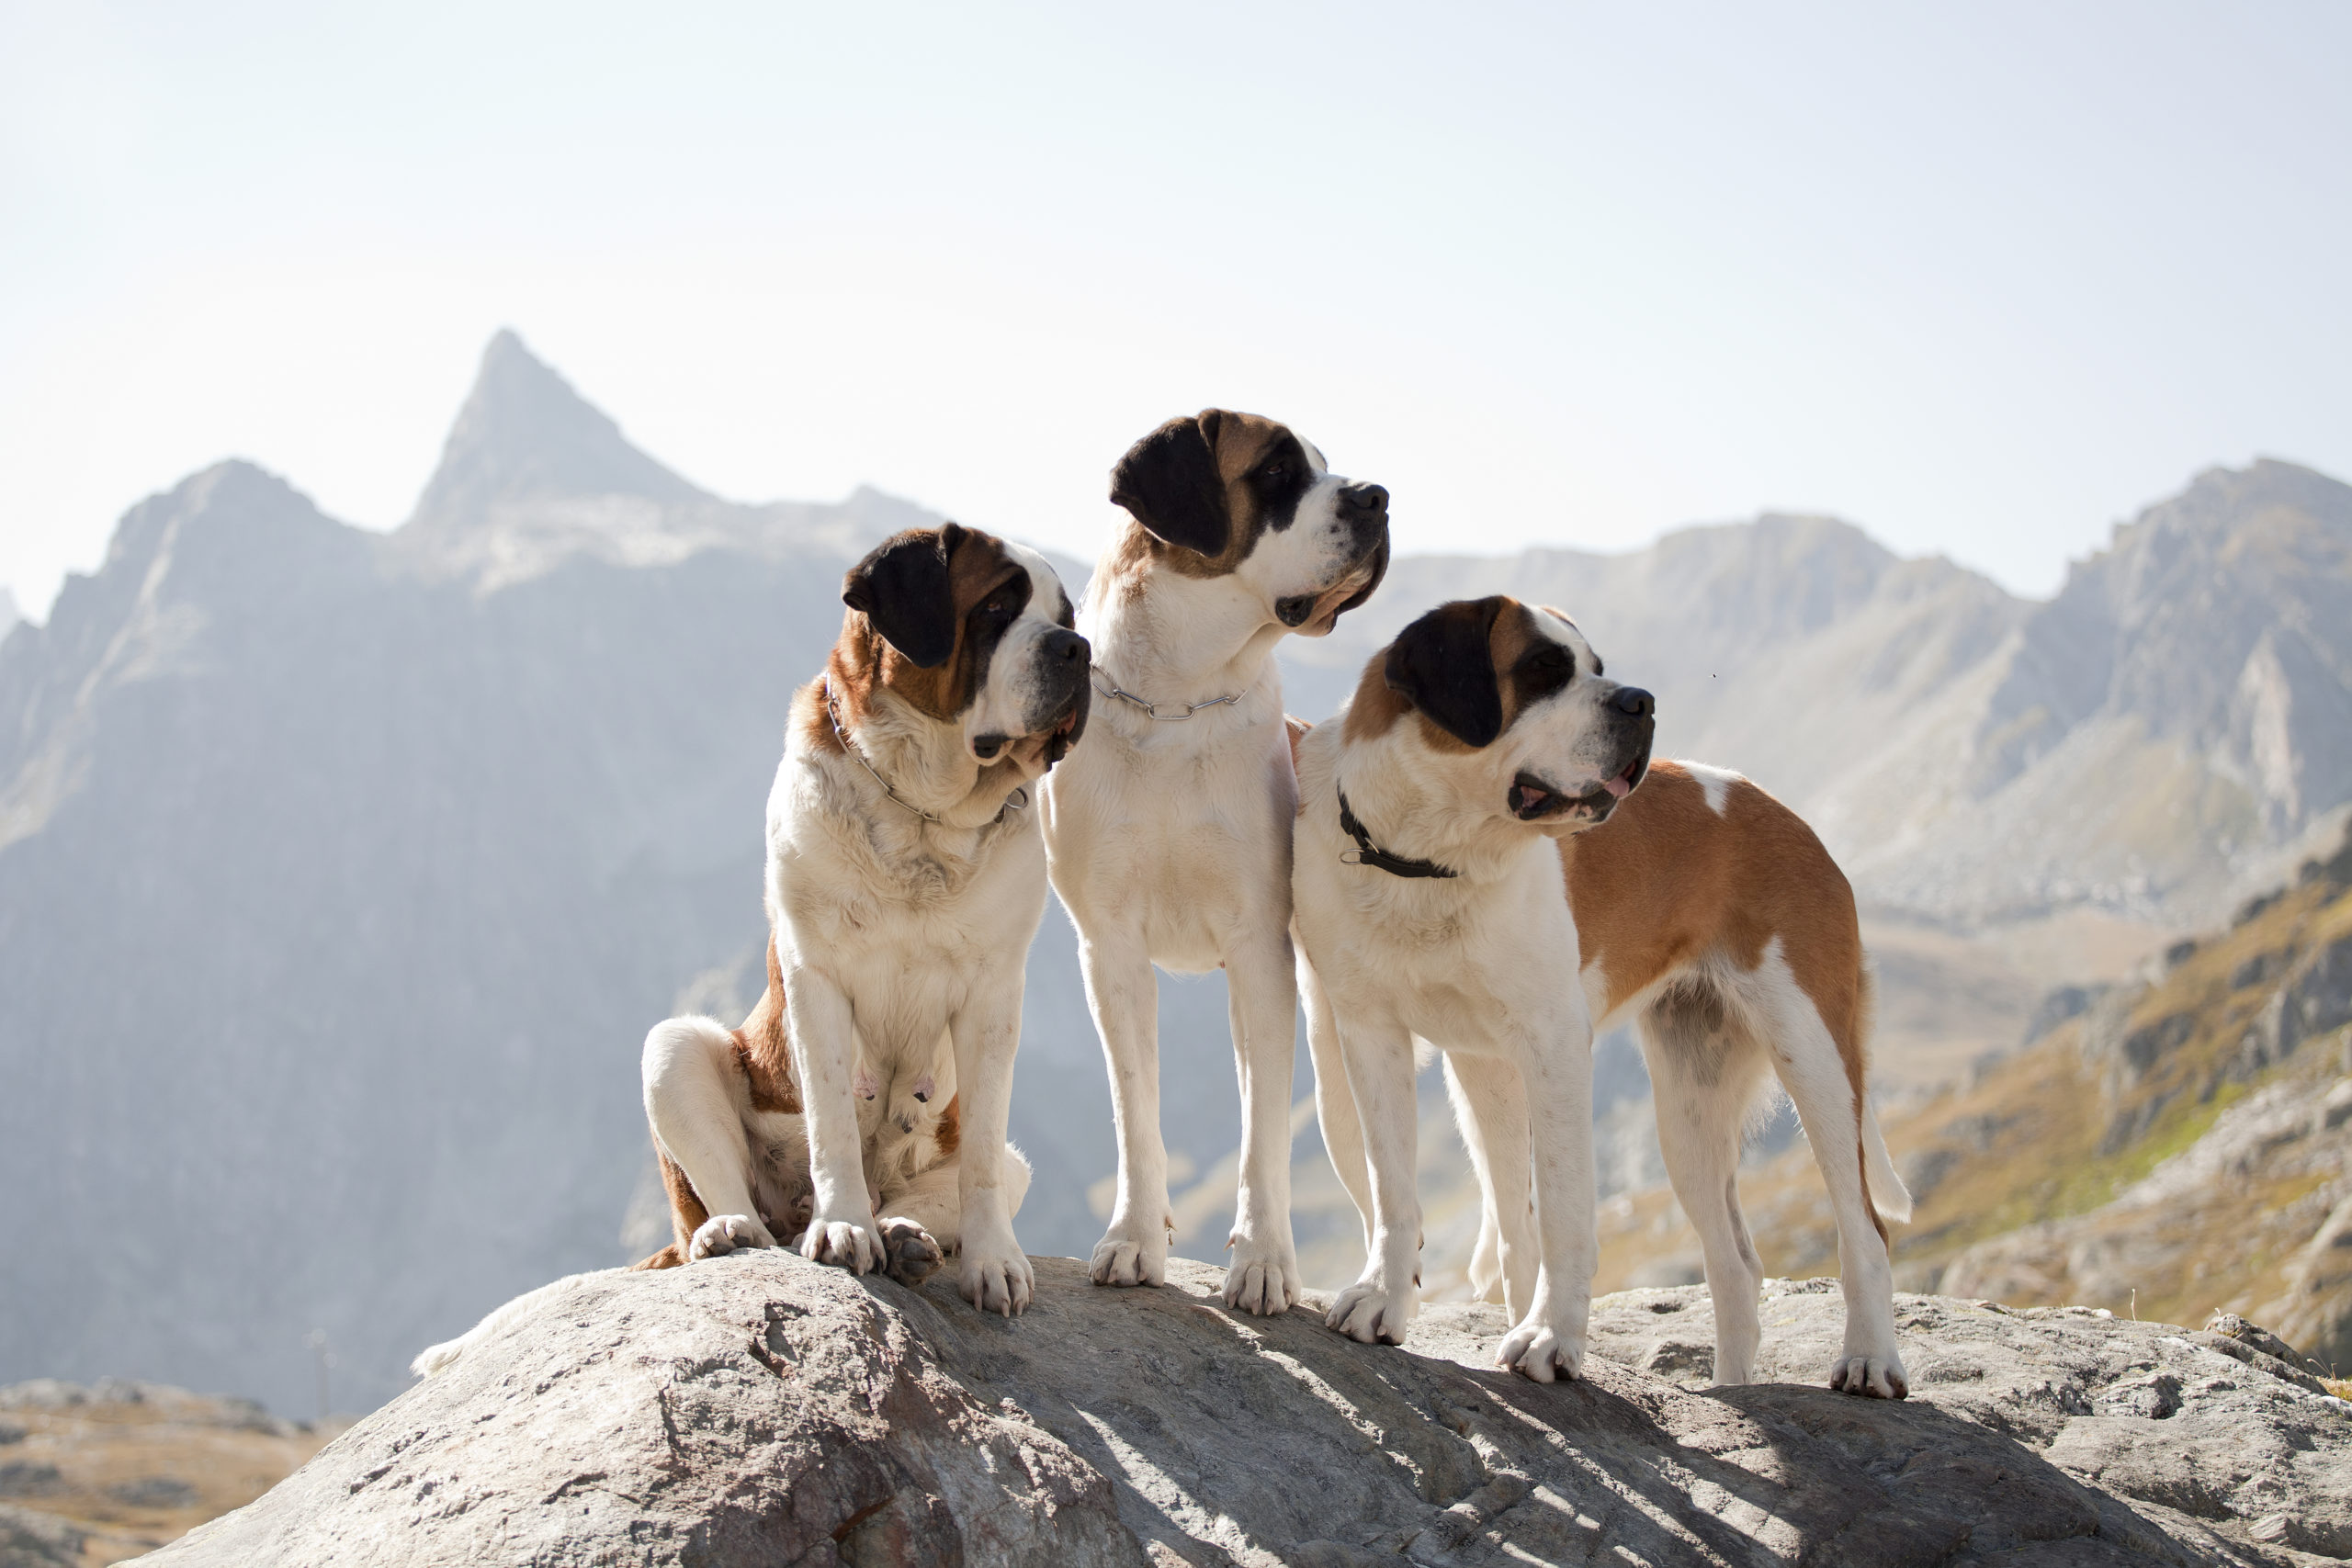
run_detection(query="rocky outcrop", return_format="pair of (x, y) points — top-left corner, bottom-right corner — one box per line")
(149, 1255), (2350, 1566)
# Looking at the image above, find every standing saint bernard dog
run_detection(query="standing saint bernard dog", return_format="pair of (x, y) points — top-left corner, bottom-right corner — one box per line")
(1040, 410), (1389, 1314)
(412, 523), (1088, 1375)
(1293, 596), (1912, 1396)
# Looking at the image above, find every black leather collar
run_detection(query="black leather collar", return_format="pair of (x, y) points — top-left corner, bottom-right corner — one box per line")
(1337, 787), (1459, 880)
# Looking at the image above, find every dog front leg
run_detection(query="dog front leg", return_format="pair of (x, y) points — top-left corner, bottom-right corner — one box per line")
(1325, 1011), (1419, 1346)
(950, 985), (1033, 1315)
(1223, 927), (1304, 1314)
(1496, 1014), (1598, 1382)
(781, 968), (881, 1274)
(1080, 936), (1170, 1288)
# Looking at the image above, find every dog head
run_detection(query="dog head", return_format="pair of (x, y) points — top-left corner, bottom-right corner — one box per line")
(1108, 409), (1389, 636)
(1355, 595), (1653, 831)
(836, 523), (1090, 774)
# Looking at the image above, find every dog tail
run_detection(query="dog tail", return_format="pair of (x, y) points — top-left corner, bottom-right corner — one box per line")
(1861, 1099), (1912, 1225)
(409, 1269), (620, 1379)
(1853, 964), (1913, 1224)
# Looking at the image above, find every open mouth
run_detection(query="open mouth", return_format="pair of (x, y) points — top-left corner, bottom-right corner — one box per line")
(1508, 757), (1646, 822)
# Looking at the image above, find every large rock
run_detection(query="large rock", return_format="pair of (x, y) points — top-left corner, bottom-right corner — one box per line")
(149, 1257), (2350, 1566)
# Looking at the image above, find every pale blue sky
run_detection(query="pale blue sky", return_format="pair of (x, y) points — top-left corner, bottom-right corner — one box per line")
(4, 2), (2346, 618)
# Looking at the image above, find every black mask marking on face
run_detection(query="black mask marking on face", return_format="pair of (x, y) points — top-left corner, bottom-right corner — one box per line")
(1246, 434), (1313, 533)
(1511, 640), (1576, 710)
(960, 569), (1034, 710)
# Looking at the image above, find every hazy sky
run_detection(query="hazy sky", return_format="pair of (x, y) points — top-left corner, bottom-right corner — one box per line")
(4, 3), (2346, 619)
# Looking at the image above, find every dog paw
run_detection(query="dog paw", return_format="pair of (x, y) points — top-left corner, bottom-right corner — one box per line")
(798, 1210), (882, 1274)
(1496, 1314), (1584, 1383)
(1326, 1279), (1413, 1346)
(1089, 1219), (1169, 1289)
(689, 1213), (776, 1261)
(878, 1219), (944, 1287)
(1221, 1235), (1303, 1316)
(960, 1243), (1034, 1317)
(1829, 1352), (1909, 1399)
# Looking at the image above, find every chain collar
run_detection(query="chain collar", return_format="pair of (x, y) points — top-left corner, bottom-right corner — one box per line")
(1091, 666), (1243, 722)
(823, 681), (1026, 828)
(1336, 786), (1459, 879)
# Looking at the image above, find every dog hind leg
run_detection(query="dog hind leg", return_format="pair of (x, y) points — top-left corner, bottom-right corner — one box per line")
(1744, 951), (1908, 1398)
(1638, 976), (1771, 1387)
(1301, 951), (1374, 1262)
(1444, 1054), (1535, 1318)
(642, 1017), (776, 1258)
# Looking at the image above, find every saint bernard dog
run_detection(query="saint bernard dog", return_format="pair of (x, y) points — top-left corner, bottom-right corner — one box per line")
(1039, 410), (1389, 1314)
(1291, 596), (1912, 1397)
(413, 523), (1086, 1374)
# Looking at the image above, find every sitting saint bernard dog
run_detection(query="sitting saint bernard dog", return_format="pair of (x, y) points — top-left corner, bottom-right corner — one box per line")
(1040, 410), (1389, 1314)
(413, 523), (1086, 1374)
(1292, 596), (1912, 1396)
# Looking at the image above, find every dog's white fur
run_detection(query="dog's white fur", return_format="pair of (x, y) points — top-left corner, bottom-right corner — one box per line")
(1294, 605), (1628, 1378)
(745, 541), (1072, 1315)
(412, 533), (1077, 1376)
(1041, 418), (1385, 1313)
(1296, 600), (1911, 1393)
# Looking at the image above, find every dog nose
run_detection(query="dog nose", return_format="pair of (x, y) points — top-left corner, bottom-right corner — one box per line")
(1340, 483), (1388, 517)
(1612, 686), (1655, 718)
(1044, 628), (1088, 664)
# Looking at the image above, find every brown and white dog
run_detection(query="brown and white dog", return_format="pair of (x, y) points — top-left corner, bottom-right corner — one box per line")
(411, 523), (1087, 1373)
(1039, 410), (1389, 1314)
(1293, 596), (1911, 1394)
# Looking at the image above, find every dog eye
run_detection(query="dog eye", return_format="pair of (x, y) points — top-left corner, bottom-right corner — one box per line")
(1533, 647), (1575, 675)
(1260, 461), (1288, 484)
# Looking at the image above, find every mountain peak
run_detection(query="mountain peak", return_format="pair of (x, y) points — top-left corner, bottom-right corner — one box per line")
(0, 585), (18, 639)
(404, 331), (707, 535)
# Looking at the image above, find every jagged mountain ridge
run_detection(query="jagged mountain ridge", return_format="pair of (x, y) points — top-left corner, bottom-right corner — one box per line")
(1289, 459), (2352, 928)
(5, 332), (2346, 1420)
(0, 334), (1232, 1418)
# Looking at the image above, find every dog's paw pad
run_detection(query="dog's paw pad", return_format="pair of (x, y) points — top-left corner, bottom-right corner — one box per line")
(880, 1220), (944, 1286)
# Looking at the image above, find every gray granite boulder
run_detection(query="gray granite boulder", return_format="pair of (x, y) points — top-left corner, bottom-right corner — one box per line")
(150, 1257), (2350, 1566)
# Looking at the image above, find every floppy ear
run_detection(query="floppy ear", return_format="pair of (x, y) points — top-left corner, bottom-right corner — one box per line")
(1384, 597), (1505, 747)
(1109, 412), (1230, 557)
(842, 524), (967, 669)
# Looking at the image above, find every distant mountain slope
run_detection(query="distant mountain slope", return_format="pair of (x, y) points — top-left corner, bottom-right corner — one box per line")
(0, 334), (1230, 1416)
(1291, 462), (2352, 930)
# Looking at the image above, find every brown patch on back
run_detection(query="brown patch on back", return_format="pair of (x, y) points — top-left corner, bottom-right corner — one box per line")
(630, 1243), (684, 1271)
(1560, 761), (1875, 1182)
(831, 528), (1028, 724)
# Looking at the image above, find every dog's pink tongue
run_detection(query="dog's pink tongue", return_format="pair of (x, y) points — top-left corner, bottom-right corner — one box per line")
(1601, 771), (1633, 799)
